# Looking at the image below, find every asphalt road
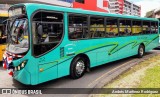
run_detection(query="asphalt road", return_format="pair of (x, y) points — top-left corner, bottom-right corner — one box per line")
(0, 50), (160, 97)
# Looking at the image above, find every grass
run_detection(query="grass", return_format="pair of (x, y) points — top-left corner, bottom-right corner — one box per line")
(138, 65), (160, 88)
(131, 65), (160, 97)
(106, 55), (160, 88)
(93, 55), (160, 97)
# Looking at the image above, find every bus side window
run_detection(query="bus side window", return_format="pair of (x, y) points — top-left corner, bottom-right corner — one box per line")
(0, 28), (2, 44)
(90, 16), (105, 38)
(68, 14), (88, 39)
(0, 26), (7, 44)
(132, 20), (142, 35)
(119, 19), (132, 36)
(155, 22), (158, 34)
(32, 11), (63, 56)
(106, 18), (118, 37)
(142, 21), (150, 34)
(151, 22), (158, 34)
(151, 22), (156, 34)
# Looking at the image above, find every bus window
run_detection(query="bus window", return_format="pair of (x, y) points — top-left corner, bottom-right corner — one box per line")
(69, 14), (88, 39)
(106, 18), (118, 37)
(132, 20), (142, 35)
(0, 25), (7, 44)
(151, 22), (156, 34)
(90, 16), (105, 38)
(142, 21), (150, 34)
(0, 26), (3, 44)
(119, 19), (132, 36)
(32, 11), (63, 56)
(155, 22), (158, 34)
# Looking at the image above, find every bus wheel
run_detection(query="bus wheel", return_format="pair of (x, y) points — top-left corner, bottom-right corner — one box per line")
(70, 57), (86, 79)
(138, 45), (145, 58)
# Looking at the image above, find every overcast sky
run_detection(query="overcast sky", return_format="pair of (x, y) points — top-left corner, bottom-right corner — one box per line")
(128, 0), (160, 17)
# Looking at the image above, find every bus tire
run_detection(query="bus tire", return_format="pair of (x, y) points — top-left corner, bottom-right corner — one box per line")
(138, 45), (145, 58)
(70, 57), (86, 79)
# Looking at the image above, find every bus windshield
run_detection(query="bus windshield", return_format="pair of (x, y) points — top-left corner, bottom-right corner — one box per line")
(6, 18), (29, 54)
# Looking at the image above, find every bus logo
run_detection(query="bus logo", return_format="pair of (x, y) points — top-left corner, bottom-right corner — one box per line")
(2, 89), (11, 94)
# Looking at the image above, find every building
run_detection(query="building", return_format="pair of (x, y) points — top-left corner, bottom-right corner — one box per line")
(0, 0), (141, 16)
(108, 0), (124, 14)
(123, 0), (141, 16)
(62, 0), (141, 16)
(72, 0), (110, 12)
(145, 10), (155, 18)
(154, 8), (160, 19)
(145, 8), (160, 19)
(64, 0), (141, 16)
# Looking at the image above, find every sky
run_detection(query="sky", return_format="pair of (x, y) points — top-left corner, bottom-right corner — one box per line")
(128, 0), (160, 17)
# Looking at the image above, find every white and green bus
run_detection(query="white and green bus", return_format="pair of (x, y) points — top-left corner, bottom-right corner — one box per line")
(3, 3), (159, 85)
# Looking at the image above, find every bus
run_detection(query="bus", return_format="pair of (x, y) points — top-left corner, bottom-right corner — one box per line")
(0, 13), (8, 62)
(3, 3), (159, 85)
(155, 18), (160, 48)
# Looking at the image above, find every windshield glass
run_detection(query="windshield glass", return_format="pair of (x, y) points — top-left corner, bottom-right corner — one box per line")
(6, 18), (29, 54)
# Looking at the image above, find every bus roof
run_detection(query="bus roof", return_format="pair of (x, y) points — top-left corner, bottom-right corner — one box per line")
(14, 3), (158, 21)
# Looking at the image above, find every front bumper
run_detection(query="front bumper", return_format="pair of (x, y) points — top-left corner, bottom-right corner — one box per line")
(13, 68), (31, 85)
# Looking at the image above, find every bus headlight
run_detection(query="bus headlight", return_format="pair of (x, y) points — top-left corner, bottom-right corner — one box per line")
(14, 60), (28, 71)
(21, 61), (26, 68)
(18, 66), (21, 70)
(15, 67), (17, 71)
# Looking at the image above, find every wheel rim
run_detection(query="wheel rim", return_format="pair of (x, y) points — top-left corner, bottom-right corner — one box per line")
(140, 47), (144, 56)
(75, 60), (85, 75)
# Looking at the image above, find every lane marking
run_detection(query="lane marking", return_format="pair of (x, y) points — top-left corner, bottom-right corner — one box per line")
(87, 59), (137, 87)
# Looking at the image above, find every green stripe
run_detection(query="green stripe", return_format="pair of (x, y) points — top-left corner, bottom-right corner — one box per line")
(45, 35), (159, 67)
